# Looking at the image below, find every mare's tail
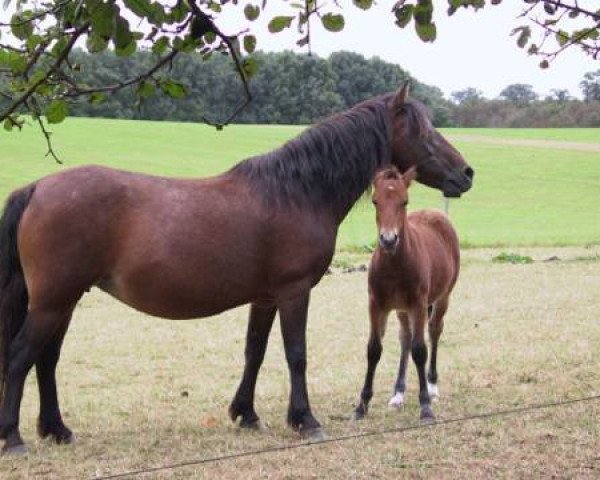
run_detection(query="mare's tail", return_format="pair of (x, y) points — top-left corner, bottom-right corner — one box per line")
(0, 185), (35, 402)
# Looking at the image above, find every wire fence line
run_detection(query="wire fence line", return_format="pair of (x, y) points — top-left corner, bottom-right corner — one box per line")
(91, 393), (600, 480)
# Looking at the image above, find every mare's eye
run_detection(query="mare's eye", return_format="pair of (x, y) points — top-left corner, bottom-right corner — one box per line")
(372, 199), (378, 206)
(402, 201), (409, 207)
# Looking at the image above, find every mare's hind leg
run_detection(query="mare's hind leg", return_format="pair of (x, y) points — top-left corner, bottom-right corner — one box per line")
(229, 303), (277, 429)
(427, 297), (448, 402)
(389, 312), (411, 408)
(0, 308), (72, 454)
(36, 317), (74, 444)
(353, 299), (388, 420)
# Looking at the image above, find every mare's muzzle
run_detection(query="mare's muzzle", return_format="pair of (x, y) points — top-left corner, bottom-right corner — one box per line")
(443, 165), (474, 198)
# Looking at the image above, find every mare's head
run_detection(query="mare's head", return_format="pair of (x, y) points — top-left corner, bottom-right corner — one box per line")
(388, 82), (474, 198)
(372, 166), (416, 252)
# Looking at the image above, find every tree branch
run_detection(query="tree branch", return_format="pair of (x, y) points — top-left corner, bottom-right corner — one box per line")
(0, 22), (90, 123)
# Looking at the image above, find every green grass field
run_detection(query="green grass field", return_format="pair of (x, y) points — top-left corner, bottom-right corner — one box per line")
(2, 118), (599, 248)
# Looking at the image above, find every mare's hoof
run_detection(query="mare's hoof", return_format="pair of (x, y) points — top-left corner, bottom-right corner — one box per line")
(2, 443), (28, 456)
(388, 392), (405, 409)
(301, 427), (327, 443)
(56, 432), (76, 445)
(420, 406), (435, 423)
(239, 418), (266, 431)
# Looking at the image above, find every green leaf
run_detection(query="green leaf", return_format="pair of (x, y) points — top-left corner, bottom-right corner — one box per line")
(539, 59), (549, 69)
(268, 16), (293, 33)
(242, 57), (258, 78)
(161, 79), (186, 99)
(517, 26), (531, 48)
(137, 81), (155, 98)
(321, 13), (345, 32)
(555, 30), (569, 47)
(46, 99), (69, 124)
(353, 0), (373, 10)
(113, 16), (133, 49)
(152, 36), (170, 54)
(415, 22), (436, 42)
(10, 12), (33, 40)
(4, 118), (14, 132)
(90, 2), (116, 38)
(124, 0), (153, 18)
(243, 34), (257, 54)
(115, 40), (137, 57)
(89, 92), (106, 105)
(244, 4), (260, 21)
(86, 33), (108, 53)
(394, 5), (413, 29)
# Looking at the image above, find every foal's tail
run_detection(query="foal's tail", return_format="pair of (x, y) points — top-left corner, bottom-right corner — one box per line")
(0, 185), (35, 402)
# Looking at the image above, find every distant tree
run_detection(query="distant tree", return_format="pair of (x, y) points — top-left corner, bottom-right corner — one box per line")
(451, 88), (483, 104)
(499, 84), (538, 107)
(547, 89), (572, 103)
(580, 70), (600, 102)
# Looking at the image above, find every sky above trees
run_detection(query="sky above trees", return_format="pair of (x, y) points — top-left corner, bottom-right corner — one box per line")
(218, 1), (598, 100)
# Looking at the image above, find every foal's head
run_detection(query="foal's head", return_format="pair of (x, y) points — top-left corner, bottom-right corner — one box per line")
(372, 166), (416, 252)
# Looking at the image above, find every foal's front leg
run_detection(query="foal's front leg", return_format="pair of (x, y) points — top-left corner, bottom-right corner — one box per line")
(389, 312), (411, 408)
(410, 303), (435, 421)
(353, 299), (388, 420)
(229, 303), (277, 429)
(278, 292), (324, 440)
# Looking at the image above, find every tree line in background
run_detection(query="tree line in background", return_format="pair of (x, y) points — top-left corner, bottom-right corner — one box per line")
(4, 49), (597, 128)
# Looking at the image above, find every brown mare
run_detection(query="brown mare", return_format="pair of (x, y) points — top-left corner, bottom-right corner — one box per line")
(0, 83), (473, 454)
(353, 166), (460, 422)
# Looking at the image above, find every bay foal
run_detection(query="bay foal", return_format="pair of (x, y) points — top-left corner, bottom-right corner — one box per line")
(354, 166), (460, 421)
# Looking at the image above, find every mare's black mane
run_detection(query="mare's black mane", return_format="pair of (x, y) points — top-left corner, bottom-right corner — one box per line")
(231, 93), (429, 213)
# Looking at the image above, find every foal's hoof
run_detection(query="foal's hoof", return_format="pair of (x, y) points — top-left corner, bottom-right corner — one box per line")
(388, 392), (405, 409)
(420, 406), (435, 423)
(1, 443), (28, 456)
(301, 427), (327, 443)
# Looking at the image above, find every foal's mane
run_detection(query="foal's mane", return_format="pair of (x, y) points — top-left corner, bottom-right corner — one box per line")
(231, 94), (403, 211)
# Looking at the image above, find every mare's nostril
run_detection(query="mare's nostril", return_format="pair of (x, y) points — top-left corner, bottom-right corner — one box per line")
(463, 166), (474, 180)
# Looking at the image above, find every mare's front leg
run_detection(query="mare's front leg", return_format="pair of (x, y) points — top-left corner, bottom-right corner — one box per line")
(229, 303), (277, 429)
(353, 298), (388, 420)
(389, 312), (411, 408)
(278, 292), (323, 440)
(410, 302), (435, 421)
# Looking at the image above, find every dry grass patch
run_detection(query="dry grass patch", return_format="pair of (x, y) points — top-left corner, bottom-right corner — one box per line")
(1, 247), (598, 479)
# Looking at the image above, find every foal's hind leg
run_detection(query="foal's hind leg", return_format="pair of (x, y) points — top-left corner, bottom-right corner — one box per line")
(36, 317), (74, 444)
(0, 308), (72, 454)
(229, 303), (277, 429)
(389, 312), (411, 408)
(427, 297), (448, 402)
(409, 303), (434, 421)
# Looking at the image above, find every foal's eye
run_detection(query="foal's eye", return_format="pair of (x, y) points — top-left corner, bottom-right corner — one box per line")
(372, 199), (378, 206)
(402, 201), (409, 207)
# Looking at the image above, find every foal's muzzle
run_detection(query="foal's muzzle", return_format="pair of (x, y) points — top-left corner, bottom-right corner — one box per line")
(443, 165), (474, 198)
(379, 232), (399, 251)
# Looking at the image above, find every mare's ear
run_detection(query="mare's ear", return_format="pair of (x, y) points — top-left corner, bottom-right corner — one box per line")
(402, 166), (417, 188)
(393, 81), (410, 110)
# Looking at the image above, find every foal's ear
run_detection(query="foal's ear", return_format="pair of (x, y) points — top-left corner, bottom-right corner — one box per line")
(393, 81), (410, 109)
(402, 166), (417, 187)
